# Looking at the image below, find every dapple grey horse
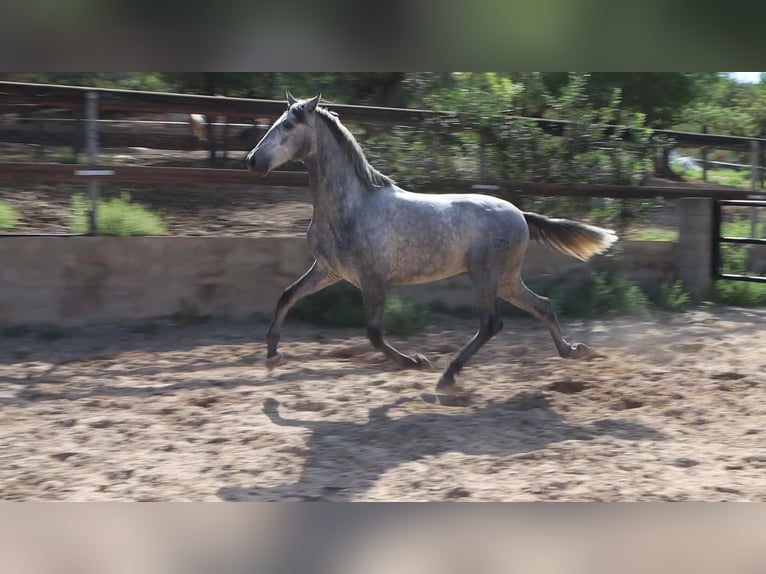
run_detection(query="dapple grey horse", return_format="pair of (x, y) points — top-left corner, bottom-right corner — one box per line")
(246, 93), (617, 397)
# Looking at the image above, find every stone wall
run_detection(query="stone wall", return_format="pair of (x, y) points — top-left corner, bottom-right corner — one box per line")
(0, 236), (676, 327)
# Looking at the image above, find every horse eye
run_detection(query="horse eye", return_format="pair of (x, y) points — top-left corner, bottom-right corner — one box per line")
(283, 120), (294, 130)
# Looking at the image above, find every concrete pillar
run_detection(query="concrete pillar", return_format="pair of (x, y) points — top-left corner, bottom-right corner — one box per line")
(677, 198), (714, 301)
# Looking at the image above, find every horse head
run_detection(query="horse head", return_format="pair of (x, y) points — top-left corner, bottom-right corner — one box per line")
(245, 92), (321, 175)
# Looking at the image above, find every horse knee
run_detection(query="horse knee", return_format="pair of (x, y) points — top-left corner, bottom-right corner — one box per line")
(478, 313), (502, 337)
(276, 286), (295, 309)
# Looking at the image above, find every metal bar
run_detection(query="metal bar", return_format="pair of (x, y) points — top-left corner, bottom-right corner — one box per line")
(719, 237), (766, 245)
(0, 233), (88, 238)
(718, 273), (766, 284)
(717, 200), (766, 207)
(712, 198), (722, 279)
(74, 170), (115, 177)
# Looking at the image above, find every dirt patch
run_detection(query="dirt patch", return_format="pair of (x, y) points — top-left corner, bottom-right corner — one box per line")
(1, 307), (764, 501)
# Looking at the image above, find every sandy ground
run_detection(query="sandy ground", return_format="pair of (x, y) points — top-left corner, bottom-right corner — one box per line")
(1, 307), (764, 501)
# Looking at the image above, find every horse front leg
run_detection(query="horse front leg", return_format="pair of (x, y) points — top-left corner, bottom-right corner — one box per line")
(436, 308), (503, 394)
(265, 260), (338, 369)
(360, 281), (431, 370)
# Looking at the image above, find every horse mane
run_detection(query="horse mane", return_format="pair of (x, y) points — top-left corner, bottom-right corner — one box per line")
(313, 106), (394, 190)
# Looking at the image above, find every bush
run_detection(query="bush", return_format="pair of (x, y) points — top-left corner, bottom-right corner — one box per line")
(0, 201), (19, 231)
(172, 299), (209, 325)
(383, 297), (431, 335)
(290, 283), (366, 328)
(69, 193), (167, 236)
(429, 273), (653, 320)
(712, 280), (766, 307)
(550, 271), (649, 318)
(646, 281), (691, 312)
(289, 283), (430, 335)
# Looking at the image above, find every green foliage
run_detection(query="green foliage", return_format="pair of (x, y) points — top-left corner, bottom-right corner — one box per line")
(712, 280), (766, 307)
(674, 74), (765, 136)
(290, 283), (366, 328)
(22, 73), (174, 92)
(711, 216), (766, 307)
(549, 271), (650, 318)
(172, 300), (209, 325)
(544, 72), (708, 128)
(0, 201), (19, 231)
(2, 325), (31, 337)
(35, 326), (65, 341)
(54, 148), (88, 164)
(645, 281), (691, 312)
(722, 217), (764, 239)
(128, 322), (160, 334)
(431, 273), (656, 319)
(635, 228), (678, 242)
(413, 73), (656, 189)
(383, 297), (431, 335)
(289, 283), (430, 335)
(673, 161), (756, 189)
(69, 193), (167, 236)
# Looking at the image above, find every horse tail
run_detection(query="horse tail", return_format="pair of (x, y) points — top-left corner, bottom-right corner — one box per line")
(523, 212), (618, 261)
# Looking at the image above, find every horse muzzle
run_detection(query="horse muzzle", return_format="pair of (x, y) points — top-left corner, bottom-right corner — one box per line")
(245, 149), (270, 176)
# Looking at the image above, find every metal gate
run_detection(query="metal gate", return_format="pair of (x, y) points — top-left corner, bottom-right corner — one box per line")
(713, 199), (766, 283)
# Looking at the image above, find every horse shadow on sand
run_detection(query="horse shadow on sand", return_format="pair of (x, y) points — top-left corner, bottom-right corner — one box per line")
(217, 391), (667, 501)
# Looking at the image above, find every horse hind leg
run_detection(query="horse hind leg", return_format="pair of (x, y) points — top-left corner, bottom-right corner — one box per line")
(500, 278), (593, 359)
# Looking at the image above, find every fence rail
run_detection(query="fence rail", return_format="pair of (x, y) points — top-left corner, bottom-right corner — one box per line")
(2, 80), (766, 246)
(2, 162), (765, 201)
(0, 81), (436, 124)
(3, 80), (766, 151)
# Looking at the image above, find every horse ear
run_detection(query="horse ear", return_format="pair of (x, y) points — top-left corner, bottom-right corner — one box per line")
(306, 93), (321, 112)
(286, 91), (298, 107)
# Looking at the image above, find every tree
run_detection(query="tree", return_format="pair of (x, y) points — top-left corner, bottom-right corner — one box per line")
(542, 72), (711, 128)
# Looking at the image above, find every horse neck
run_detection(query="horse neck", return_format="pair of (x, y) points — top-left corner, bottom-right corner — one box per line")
(303, 122), (366, 220)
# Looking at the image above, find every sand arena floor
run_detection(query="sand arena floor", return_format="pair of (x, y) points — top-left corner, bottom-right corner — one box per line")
(1, 307), (765, 501)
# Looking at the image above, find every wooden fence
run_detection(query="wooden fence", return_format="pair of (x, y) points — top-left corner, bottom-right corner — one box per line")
(1, 79), (765, 236)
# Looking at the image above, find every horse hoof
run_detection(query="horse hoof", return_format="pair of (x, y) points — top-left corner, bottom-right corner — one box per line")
(571, 343), (601, 360)
(420, 390), (472, 407)
(265, 353), (283, 370)
(263, 398), (280, 413)
(413, 353), (432, 370)
(437, 383), (470, 396)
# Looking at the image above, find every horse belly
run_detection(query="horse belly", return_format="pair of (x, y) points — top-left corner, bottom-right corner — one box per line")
(387, 249), (467, 285)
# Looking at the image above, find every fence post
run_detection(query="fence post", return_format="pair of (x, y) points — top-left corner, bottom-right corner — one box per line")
(678, 198), (714, 301)
(751, 139), (760, 237)
(85, 91), (100, 235)
(701, 126), (708, 182)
